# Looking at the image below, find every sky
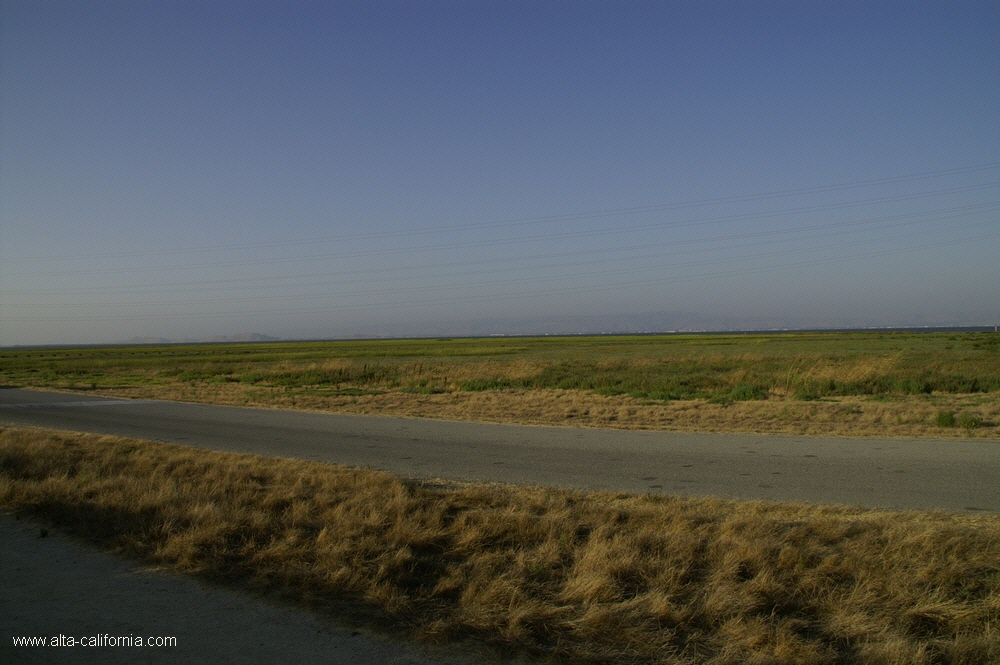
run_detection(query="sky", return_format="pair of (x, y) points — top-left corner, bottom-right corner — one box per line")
(2, 1), (999, 345)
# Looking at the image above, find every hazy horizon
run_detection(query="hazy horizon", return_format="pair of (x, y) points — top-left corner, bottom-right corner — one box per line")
(5, 315), (999, 350)
(3, 2), (998, 346)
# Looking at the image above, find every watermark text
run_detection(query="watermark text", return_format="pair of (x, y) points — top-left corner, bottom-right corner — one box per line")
(13, 634), (176, 648)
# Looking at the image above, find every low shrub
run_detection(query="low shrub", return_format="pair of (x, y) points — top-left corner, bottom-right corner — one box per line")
(935, 410), (956, 428)
(460, 379), (514, 391)
(729, 383), (769, 401)
(958, 412), (982, 430)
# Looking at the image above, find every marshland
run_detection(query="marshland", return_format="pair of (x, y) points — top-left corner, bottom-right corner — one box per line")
(2, 331), (997, 438)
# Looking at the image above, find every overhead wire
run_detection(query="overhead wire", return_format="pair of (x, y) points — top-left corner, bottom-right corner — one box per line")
(5, 161), (998, 262)
(11, 200), (998, 296)
(9, 181), (999, 278)
(9, 203), (1000, 296)
(5, 163), (998, 324)
(15, 227), (1000, 321)
(11, 218), (997, 310)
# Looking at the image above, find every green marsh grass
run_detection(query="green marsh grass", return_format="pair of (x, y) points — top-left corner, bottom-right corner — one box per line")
(3, 332), (998, 437)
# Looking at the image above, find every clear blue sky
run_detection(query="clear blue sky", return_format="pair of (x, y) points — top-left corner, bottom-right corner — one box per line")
(2, 1), (998, 344)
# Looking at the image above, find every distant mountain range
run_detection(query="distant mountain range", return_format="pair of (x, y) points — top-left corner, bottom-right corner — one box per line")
(322, 311), (987, 339)
(116, 310), (996, 346)
(119, 333), (281, 345)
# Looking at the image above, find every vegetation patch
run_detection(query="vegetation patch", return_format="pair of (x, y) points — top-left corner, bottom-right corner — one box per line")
(2, 427), (999, 664)
(727, 383), (769, 401)
(3, 332), (999, 437)
(460, 379), (517, 391)
(936, 410), (957, 428)
(958, 412), (983, 431)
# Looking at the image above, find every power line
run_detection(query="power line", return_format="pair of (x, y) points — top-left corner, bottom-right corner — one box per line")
(6, 162), (999, 264)
(9, 202), (997, 297)
(9, 222), (997, 314)
(13, 228), (1000, 321)
(10, 182), (999, 278)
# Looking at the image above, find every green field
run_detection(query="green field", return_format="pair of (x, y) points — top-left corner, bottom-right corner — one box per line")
(3, 331), (998, 437)
(4, 331), (999, 396)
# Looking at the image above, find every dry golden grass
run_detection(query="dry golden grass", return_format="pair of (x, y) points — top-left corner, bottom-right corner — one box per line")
(91, 383), (1000, 439)
(2, 426), (999, 664)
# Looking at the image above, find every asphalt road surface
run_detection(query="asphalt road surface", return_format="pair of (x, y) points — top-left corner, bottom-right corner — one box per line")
(2, 388), (997, 513)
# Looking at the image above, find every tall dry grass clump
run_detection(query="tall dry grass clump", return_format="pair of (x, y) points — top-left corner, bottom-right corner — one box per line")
(2, 427), (999, 664)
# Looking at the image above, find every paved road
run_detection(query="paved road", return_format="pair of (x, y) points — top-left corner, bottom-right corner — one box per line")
(2, 388), (997, 513)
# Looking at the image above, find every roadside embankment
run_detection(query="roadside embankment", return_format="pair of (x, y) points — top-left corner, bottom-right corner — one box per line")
(2, 427), (998, 664)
